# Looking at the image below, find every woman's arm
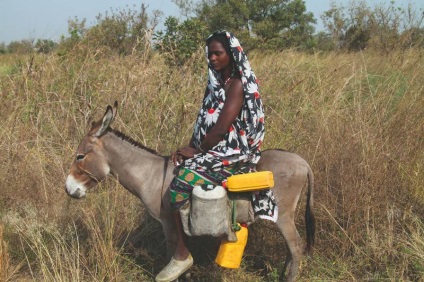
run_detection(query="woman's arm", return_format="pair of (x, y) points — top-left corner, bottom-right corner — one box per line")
(199, 78), (243, 151)
(174, 78), (243, 162)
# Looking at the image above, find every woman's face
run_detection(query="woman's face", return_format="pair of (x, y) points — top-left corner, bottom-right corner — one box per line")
(208, 40), (231, 72)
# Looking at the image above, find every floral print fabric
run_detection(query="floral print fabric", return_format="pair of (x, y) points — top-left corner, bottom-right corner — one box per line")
(184, 30), (265, 171)
(174, 30), (277, 222)
(169, 164), (249, 210)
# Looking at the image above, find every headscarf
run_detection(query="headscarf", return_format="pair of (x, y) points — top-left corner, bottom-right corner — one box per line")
(185, 30), (265, 172)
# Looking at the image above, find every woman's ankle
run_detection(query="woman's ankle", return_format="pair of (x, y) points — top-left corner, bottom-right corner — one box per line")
(173, 249), (190, 261)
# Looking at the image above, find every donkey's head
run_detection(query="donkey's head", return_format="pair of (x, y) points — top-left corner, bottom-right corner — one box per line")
(65, 101), (118, 199)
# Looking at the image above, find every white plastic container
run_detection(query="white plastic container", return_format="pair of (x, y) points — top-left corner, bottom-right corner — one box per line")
(189, 185), (229, 237)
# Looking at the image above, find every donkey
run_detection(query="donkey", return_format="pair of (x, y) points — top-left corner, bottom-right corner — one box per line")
(65, 102), (315, 282)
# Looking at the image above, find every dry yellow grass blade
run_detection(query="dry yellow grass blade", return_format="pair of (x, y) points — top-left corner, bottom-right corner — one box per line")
(0, 47), (423, 281)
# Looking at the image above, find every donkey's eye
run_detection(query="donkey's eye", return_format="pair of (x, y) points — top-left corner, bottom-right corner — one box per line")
(76, 154), (85, 161)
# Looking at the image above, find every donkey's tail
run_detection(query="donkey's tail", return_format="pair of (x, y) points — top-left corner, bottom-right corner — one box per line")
(305, 164), (315, 253)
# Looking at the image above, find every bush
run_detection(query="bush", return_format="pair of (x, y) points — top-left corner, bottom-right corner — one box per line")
(59, 4), (160, 57)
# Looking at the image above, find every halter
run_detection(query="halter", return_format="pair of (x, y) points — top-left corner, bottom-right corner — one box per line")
(76, 162), (100, 184)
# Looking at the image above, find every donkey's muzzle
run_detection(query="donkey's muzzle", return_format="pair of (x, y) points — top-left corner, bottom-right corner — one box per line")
(66, 187), (85, 199)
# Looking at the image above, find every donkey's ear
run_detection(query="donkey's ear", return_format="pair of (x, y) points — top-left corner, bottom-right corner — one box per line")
(94, 104), (115, 137)
(112, 100), (118, 120)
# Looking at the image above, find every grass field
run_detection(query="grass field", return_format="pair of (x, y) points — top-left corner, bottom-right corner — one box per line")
(0, 46), (423, 281)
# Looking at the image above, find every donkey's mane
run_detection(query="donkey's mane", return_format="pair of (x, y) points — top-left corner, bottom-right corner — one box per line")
(109, 128), (162, 156)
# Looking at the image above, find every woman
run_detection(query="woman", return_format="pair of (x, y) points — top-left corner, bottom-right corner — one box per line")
(156, 30), (277, 282)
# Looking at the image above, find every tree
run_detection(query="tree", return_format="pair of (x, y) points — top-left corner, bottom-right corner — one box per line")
(401, 27), (424, 48)
(314, 31), (335, 51)
(321, 2), (347, 51)
(67, 17), (87, 42)
(196, 0), (250, 32)
(172, 0), (197, 17)
(344, 1), (373, 51)
(321, 1), (424, 52)
(398, 3), (424, 48)
(35, 39), (57, 54)
(180, 0), (316, 50)
(83, 4), (160, 55)
(154, 16), (208, 65)
(60, 4), (161, 56)
(7, 40), (33, 54)
(0, 42), (6, 54)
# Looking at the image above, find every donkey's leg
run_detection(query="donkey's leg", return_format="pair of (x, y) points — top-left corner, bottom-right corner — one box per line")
(276, 213), (304, 282)
(282, 242), (292, 277)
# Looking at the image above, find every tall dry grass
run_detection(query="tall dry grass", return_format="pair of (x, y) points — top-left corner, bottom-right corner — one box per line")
(0, 44), (423, 281)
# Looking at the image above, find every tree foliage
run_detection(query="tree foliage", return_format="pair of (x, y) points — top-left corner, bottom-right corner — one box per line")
(59, 4), (161, 56)
(35, 39), (57, 54)
(155, 0), (317, 66)
(3, 0), (422, 57)
(1, 39), (57, 54)
(0, 43), (6, 54)
(321, 0), (424, 52)
(154, 16), (208, 66)
(194, 0), (317, 50)
(7, 40), (33, 54)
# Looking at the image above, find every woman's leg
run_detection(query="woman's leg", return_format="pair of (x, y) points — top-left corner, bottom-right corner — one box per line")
(173, 210), (190, 260)
(156, 209), (193, 282)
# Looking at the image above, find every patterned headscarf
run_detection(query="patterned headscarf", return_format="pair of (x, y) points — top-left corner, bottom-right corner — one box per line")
(187, 30), (265, 171)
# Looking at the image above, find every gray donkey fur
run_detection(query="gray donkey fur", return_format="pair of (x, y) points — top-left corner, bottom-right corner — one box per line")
(65, 102), (315, 281)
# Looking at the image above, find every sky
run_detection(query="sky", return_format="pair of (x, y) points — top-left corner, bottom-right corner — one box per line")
(0, 0), (422, 44)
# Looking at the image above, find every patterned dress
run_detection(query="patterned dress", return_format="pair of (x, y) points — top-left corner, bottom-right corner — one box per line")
(169, 31), (277, 222)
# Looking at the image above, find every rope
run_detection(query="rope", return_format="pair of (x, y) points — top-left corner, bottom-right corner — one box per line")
(231, 199), (241, 232)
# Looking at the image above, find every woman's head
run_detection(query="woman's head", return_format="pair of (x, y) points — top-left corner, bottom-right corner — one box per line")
(206, 33), (231, 56)
(206, 32), (233, 73)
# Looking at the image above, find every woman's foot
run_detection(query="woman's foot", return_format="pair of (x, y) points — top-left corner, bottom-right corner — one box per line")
(155, 253), (193, 282)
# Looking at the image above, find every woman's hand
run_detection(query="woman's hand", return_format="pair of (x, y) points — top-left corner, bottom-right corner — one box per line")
(171, 146), (201, 166)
